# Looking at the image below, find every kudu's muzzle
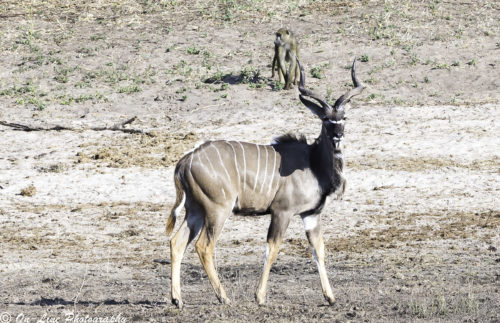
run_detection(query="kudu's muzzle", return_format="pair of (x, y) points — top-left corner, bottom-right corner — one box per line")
(332, 136), (343, 151)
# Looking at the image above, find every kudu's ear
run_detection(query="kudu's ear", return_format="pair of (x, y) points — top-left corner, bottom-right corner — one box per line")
(297, 57), (332, 119)
(299, 95), (326, 119)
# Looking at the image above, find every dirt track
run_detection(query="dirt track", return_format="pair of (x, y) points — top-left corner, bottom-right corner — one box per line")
(1, 1), (499, 322)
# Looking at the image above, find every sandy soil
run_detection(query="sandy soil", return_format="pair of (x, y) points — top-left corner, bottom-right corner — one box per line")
(0, 1), (499, 322)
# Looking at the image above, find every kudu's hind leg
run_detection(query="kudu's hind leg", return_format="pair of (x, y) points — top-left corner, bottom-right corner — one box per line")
(302, 214), (335, 305)
(255, 212), (291, 305)
(170, 209), (204, 309)
(195, 208), (231, 305)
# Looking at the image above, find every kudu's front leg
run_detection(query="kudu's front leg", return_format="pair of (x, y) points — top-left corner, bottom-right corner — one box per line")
(255, 212), (291, 305)
(302, 214), (335, 305)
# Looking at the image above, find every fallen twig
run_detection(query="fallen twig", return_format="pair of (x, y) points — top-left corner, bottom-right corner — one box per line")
(88, 116), (146, 134)
(0, 121), (72, 131)
(0, 13), (28, 18)
(0, 116), (150, 135)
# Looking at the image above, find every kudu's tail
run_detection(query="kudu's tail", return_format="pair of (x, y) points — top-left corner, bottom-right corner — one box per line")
(166, 172), (185, 237)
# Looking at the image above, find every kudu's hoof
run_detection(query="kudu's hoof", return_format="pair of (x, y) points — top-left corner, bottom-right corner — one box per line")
(255, 293), (266, 306)
(325, 296), (336, 306)
(172, 298), (183, 309)
(217, 295), (231, 305)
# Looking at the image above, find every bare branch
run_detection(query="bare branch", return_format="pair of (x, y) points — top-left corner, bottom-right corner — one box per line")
(0, 121), (72, 131)
(0, 116), (149, 135)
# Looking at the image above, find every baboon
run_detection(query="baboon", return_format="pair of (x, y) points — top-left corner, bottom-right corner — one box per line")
(271, 28), (300, 90)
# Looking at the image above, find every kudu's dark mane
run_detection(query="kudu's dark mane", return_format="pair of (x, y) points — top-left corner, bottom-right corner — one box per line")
(271, 133), (307, 145)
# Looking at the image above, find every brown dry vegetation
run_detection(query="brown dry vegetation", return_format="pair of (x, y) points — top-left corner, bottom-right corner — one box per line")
(1, 1), (499, 322)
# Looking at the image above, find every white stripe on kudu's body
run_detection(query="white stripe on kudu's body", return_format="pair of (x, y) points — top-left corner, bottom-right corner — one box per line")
(253, 145), (261, 191)
(268, 146), (278, 195)
(236, 141), (247, 192)
(211, 143), (231, 182)
(188, 153), (194, 172)
(202, 148), (216, 176)
(226, 141), (241, 187)
(166, 57), (365, 309)
(259, 146), (269, 193)
(195, 151), (207, 174)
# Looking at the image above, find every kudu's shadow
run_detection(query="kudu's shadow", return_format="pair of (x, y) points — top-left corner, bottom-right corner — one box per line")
(8, 297), (166, 307)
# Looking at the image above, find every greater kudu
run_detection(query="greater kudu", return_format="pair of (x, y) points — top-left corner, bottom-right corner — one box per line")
(166, 58), (365, 308)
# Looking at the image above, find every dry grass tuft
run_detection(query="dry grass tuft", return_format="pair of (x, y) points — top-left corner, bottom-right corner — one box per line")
(19, 184), (36, 196)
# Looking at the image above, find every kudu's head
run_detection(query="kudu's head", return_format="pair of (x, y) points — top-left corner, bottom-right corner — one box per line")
(297, 58), (365, 152)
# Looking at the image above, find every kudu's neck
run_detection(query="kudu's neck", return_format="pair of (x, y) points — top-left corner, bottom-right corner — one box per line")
(310, 126), (344, 195)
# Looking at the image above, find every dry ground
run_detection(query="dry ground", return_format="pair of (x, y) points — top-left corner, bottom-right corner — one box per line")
(0, 1), (499, 322)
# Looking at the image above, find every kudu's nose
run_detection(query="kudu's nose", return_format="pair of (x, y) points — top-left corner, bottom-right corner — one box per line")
(333, 137), (343, 151)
